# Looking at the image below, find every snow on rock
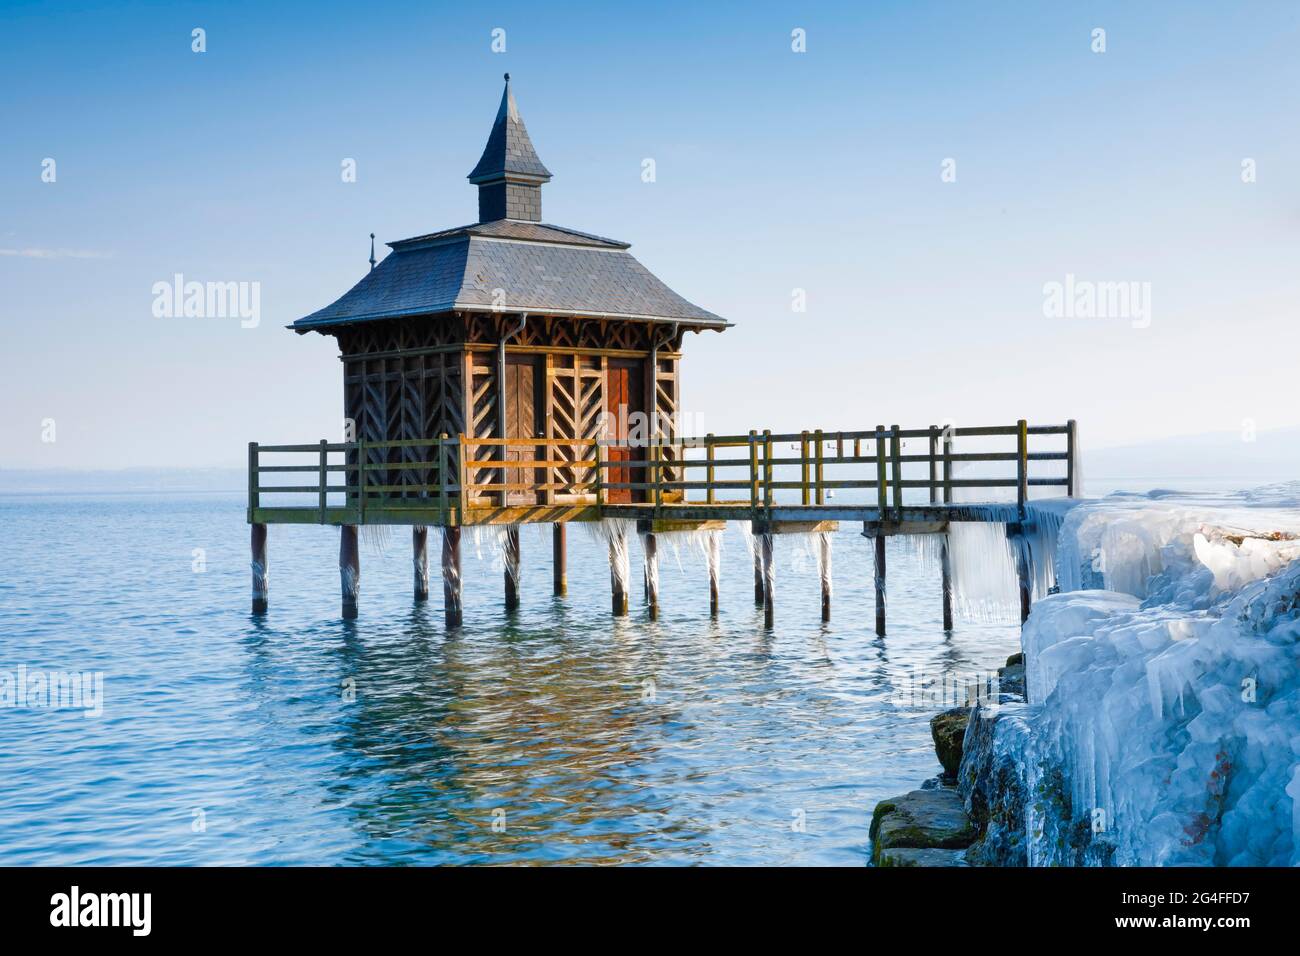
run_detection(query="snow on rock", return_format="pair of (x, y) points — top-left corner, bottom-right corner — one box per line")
(1020, 483), (1300, 866)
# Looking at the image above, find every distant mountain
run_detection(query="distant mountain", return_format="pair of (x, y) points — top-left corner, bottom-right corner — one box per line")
(0, 468), (245, 494)
(1085, 426), (1300, 480)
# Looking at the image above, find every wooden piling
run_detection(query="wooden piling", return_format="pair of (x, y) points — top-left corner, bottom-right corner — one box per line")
(1014, 537), (1032, 624)
(442, 527), (462, 628)
(610, 539), (629, 617)
(873, 532), (886, 636)
(708, 532), (720, 617)
(552, 524), (567, 596)
(412, 526), (429, 602)
(250, 522), (268, 614)
(504, 526), (520, 611)
(819, 532), (831, 623)
(940, 534), (954, 632)
(644, 532), (659, 620)
(761, 533), (775, 628)
(340, 524), (360, 620)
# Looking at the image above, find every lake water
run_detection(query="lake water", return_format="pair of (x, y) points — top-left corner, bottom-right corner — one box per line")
(0, 491), (1035, 865)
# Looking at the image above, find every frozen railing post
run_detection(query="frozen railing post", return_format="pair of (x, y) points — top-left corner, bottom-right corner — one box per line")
(250, 522), (268, 615)
(749, 431), (763, 606)
(504, 526), (521, 612)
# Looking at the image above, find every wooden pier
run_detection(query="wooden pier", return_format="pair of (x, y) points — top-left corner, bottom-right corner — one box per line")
(247, 419), (1079, 630)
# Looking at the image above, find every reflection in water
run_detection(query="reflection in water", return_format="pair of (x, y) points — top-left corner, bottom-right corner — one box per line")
(0, 494), (1021, 866)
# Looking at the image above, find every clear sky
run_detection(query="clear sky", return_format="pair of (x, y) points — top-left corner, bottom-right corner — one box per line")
(2, 0), (1298, 469)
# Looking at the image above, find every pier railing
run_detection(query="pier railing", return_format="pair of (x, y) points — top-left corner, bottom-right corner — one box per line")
(248, 420), (1077, 526)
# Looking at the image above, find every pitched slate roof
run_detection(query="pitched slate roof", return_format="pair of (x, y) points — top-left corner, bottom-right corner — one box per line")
(292, 76), (727, 332)
(467, 74), (551, 184)
(292, 230), (725, 330)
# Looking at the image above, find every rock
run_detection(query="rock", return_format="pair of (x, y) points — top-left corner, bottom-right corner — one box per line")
(929, 707), (970, 778)
(996, 662), (1026, 698)
(1005, 652), (1024, 668)
(869, 788), (976, 865)
(876, 847), (969, 867)
(958, 700), (1030, 866)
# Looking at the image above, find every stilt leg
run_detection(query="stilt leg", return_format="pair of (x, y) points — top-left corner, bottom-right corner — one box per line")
(644, 532), (659, 620)
(940, 534), (954, 631)
(761, 533), (775, 628)
(553, 524), (567, 597)
(1015, 538), (1031, 623)
(873, 533), (886, 636)
(340, 524), (360, 620)
(819, 532), (832, 623)
(708, 532), (721, 617)
(504, 526), (520, 612)
(413, 526), (429, 603)
(250, 523), (268, 614)
(610, 536), (628, 617)
(753, 546), (764, 606)
(442, 527), (462, 629)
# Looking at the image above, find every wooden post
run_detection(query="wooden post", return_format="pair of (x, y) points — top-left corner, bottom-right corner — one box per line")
(761, 532), (775, 628)
(890, 425), (903, 516)
(644, 532), (659, 619)
(873, 531), (886, 637)
(504, 526), (521, 612)
(1014, 535), (1032, 624)
(928, 426), (938, 506)
(875, 425), (887, 516)
(247, 441), (260, 521)
(1066, 418), (1079, 497)
(442, 527), (462, 628)
(942, 426), (953, 504)
(553, 523), (567, 596)
(940, 534), (954, 632)
(318, 439), (328, 522)
(250, 523), (268, 614)
(610, 537), (629, 617)
(706, 433), (716, 505)
(413, 526), (429, 602)
(762, 430), (774, 516)
(748, 429), (759, 513)
(753, 544), (764, 605)
(340, 525), (360, 620)
(800, 430), (810, 506)
(819, 532), (831, 623)
(708, 532), (720, 617)
(814, 429), (825, 505)
(1016, 419), (1029, 519)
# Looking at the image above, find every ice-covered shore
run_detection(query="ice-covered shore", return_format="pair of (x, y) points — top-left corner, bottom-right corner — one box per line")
(1014, 483), (1300, 865)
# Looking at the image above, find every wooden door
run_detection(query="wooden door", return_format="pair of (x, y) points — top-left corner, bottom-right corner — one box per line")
(504, 354), (541, 504)
(605, 359), (644, 504)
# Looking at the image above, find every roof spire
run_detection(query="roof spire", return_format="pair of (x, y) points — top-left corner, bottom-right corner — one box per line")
(368, 232), (376, 271)
(468, 75), (551, 223)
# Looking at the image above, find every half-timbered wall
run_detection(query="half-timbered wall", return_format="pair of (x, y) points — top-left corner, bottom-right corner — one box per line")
(332, 312), (687, 502)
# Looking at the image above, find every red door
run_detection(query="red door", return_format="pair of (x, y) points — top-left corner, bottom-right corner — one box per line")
(605, 359), (644, 504)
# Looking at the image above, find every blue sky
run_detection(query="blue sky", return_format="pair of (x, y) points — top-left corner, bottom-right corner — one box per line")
(2, 0), (1298, 469)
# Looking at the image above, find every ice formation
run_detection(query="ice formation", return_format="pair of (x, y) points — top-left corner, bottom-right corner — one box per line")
(1019, 484), (1300, 866)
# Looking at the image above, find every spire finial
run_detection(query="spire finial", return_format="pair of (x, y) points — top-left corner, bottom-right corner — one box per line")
(504, 72), (510, 83)
(368, 232), (376, 271)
